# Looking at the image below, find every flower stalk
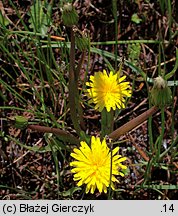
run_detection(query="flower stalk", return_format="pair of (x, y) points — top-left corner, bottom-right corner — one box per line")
(108, 106), (159, 140)
(75, 51), (87, 131)
(68, 28), (82, 135)
(101, 109), (114, 138)
(28, 125), (80, 145)
(10, 105), (158, 145)
(8, 116), (80, 145)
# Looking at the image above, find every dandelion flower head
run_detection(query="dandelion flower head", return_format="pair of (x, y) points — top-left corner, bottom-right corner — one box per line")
(86, 70), (131, 112)
(70, 136), (127, 194)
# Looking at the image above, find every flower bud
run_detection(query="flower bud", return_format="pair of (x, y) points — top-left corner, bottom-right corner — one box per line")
(12, 116), (28, 129)
(150, 76), (172, 108)
(75, 34), (89, 51)
(74, 27), (89, 51)
(61, 3), (79, 27)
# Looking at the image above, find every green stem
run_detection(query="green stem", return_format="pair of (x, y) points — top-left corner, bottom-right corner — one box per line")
(167, 0), (172, 41)
(108, 142), (113, 200)
(165, 49), (178, 80)
(143, 156), (155, 184)
(101, 109), (114, 138)
(156, 108), (165, 160)
(148, 88), (154, 151)
(160, 135), (178, 159)
(112, 0), (118, 71)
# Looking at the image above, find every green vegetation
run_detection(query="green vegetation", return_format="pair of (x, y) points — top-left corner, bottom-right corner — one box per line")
(0, 0), (177, 199)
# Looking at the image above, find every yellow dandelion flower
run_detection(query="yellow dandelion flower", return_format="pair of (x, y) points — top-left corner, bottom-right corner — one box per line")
(70, 136), (127, 194)
(86, 70), (131, 112)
